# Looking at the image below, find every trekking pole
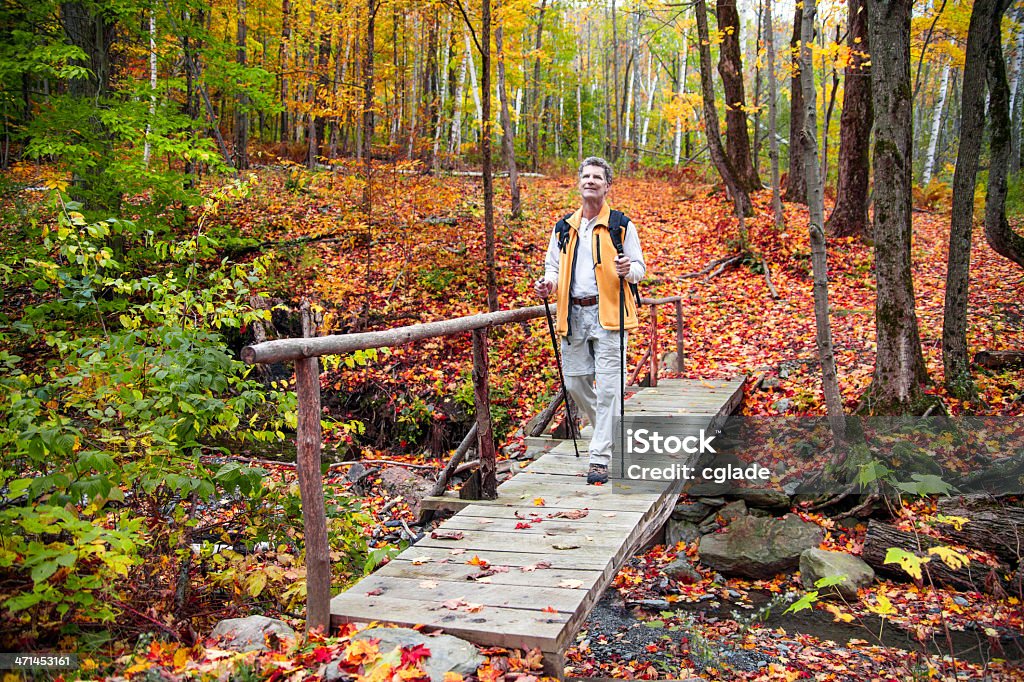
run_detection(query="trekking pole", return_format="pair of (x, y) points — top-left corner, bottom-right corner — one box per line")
(543, 296), (581, 458)
(616, 253), (627, 478)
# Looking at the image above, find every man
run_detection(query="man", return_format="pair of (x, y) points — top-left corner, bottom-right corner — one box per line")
(534, 157), (646, 484)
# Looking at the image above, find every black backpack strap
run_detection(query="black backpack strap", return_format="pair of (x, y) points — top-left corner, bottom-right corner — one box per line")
(608, 210), (641, 306)
(555, 212), (573, 252)
(608, 210), (630, 254)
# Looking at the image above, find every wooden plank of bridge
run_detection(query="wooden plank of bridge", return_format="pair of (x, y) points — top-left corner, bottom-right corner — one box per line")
(330, 378), (745, 677)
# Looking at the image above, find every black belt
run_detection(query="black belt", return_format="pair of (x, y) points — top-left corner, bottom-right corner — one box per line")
(571, 296), (599, 307)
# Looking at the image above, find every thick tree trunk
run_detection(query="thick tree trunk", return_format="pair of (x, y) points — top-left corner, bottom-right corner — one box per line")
(482, 0), (498, 311)
(694, 0), (751, 216)
(783, 5), (807, 204)
(985, 21), (1024, 269)
(944, 0), (1011, 395)
(717, 0), (762, 192)
(495, 24), (521, 218)
(801, 0), (846, 443)
(825, 0), (871, 239)
(866, 0), (929, 413)
(921, 63), (950, 187)
(764, 0), (784, 230)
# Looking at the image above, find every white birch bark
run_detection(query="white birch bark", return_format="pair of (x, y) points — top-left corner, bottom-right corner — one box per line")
(922, 61), (951, 186)
(144, 7), (157, 166)
(449, 50), (468, 154)
(673, 35), (688, 166)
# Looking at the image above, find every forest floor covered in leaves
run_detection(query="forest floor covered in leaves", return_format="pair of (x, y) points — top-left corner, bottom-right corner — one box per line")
(4, 162), (1024, 680)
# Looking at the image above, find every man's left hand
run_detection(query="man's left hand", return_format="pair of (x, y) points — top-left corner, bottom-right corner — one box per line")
(615, 255), (630, 278)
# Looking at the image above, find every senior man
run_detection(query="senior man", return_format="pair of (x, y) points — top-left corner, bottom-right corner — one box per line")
(533, 157), (646, 484)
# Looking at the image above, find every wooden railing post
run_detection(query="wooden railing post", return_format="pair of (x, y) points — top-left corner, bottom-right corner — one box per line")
(472, 328), (497, 499)
(648, 304), (659, 387)
(674, 299), (685, 372)
(296, 304), (330, 635)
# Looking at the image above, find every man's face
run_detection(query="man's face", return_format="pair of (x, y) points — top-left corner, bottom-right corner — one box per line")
(578, 165), (610, 203)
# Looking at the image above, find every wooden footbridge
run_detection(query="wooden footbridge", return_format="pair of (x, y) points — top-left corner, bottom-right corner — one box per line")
(241, 300), (745, 676)
(330, 378), (743, 675)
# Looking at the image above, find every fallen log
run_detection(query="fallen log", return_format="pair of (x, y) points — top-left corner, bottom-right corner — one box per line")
(936, 497), (1024, 566)
(973, 350), (1024, 370)
(862, 520), (1012, 594)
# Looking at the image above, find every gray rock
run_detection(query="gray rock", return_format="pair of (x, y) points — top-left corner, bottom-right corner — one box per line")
(661, 351), (680, 372)
(209, 615), (296, 652)
(664, 557), (701, 584)
(748, 507), (772, 518)
(352, 627), (483, 682)
(698, 514), (824, 579)
(378, 468), (433, 518)
(631, 598), (671, 611)
(733, 489), (791, 510)
(666, 519), (701, 546)
(672, 501), (713, 523)
(324, 660), (355, 682)
(772, 398), (792, 413)
(799, 549), (875, 600)
(719, 500), (748, 523)
(697, 497), (727, 507)
(760, 376), (780, 390)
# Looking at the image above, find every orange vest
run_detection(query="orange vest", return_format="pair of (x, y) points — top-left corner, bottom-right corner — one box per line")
(554, 202), (640, 336)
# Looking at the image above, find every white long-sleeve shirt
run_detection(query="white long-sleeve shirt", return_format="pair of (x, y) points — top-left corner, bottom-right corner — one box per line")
(543, 214), (646, 297)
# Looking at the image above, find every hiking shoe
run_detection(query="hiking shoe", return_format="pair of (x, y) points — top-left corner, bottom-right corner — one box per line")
(587, 464), (609, 485)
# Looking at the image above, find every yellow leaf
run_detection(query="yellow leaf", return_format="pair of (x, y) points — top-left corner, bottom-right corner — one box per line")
(533, 497), (546, 506)
(869, 592), (896, 616)
(173, 647), (189, 669)
(824, 603), (855, 623)
(928, 546), (970, 570)
(444, 673), (464, 682)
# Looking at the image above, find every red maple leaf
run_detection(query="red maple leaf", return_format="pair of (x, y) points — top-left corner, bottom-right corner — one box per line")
(401, 643), (432, 667)
(312, 646), (334, 663)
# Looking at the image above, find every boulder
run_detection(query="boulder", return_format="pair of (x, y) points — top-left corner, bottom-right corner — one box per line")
(732, 488), (791, 510)
(799, 549), (875, 600)
(671, 501), (713, 523)
(698, 514), (823, 579)
(718, 500), (747, 523)
(351, 627), (484, 682)
(666, 519), (701, 547)
(663, 557), (701, 584)
(209, 615), (296, 652)
(378, 468), (433, 518)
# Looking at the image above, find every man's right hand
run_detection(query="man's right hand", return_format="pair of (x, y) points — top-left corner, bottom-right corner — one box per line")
(534, 278), (555, 299)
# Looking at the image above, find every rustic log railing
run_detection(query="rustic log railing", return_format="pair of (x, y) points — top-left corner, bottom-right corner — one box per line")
(240, 295), (684, 635)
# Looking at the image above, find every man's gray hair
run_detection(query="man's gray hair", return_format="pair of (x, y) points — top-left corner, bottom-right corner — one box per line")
(579, 156), (613, 185)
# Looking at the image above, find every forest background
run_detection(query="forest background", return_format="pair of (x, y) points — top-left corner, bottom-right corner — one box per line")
(1, 0), (1023, 679)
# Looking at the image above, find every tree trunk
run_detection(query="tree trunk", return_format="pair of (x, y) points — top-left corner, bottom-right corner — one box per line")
(801, 0), (846, 443)
(694, 0), (752, 216)
(752, 3), (763, 179)
(921, 62), (950, 186)
(673, 39), (688, 167)
(825, 0), (871, 239)
(717, 0), (762, 191)
(495, 22), (521, 219)
(764, 0), (784, 230)
(943, 0), (1011, 396)
(144, 9), (157, 167)
(783, 4), (807, 204)
(528, 0), (547, 172)
(235, 0), (250, 170)
(481, 0), (498, 311)
(866, 0), (929, 413)
(984, 18), (1024, 269)
(1010, 11), (1024, 175)
(279, 0), (291, 142)
(612, 0), (622, 161)
(863, 521), (1012, 594)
